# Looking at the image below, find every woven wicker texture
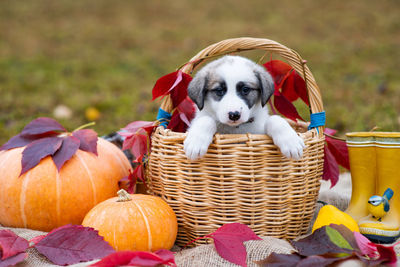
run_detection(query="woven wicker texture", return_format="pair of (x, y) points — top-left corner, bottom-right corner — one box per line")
(147, 37), (325, 246)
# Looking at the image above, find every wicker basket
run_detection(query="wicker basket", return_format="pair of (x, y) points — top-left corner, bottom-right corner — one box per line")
(147, 37), (325, 246)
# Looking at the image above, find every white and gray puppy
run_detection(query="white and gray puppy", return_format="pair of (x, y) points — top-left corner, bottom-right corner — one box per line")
(184, 55), (305, 160)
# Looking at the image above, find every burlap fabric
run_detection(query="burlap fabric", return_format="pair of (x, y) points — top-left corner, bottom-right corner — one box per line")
(1, 173), (397, 266)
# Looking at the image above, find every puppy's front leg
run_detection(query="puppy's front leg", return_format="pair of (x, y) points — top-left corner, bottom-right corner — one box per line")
(184, 115), (217, 160)
(265, 115), (305, 160)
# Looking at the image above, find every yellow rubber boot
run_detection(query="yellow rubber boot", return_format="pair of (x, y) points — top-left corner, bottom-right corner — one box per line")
(345, 132), (377, 221)
(359, 132), (400, 243)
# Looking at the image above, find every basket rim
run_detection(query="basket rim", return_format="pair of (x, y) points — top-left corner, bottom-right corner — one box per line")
(153, 121), (322, 144)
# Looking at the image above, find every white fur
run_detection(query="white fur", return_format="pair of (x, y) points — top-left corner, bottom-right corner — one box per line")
(211, 60), (255, 126)
(184, 56), (305, 161)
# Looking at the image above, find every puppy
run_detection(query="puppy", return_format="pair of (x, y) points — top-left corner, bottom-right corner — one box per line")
(183, 55), (305, 161)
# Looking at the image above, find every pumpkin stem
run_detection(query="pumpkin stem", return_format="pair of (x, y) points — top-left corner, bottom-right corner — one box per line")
(117, 189), (132, 202)
(73, 122), (96, 132)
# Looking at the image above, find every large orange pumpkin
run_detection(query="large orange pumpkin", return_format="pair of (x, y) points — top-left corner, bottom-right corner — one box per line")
(0, 138), (131, 231)
(82, 190), (178, 251)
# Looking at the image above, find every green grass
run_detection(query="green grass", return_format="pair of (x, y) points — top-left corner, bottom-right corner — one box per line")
(0, 0), (399, 144)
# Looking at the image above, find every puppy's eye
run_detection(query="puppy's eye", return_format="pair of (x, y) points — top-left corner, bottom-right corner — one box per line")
(240, 86), (251, 95)
(213, 87), (226, 97)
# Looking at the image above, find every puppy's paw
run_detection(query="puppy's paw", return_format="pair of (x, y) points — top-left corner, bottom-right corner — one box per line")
(274, 132), (305, 160)
(184, 132), (213, 161)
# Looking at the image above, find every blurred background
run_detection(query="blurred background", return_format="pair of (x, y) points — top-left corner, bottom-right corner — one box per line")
(0, 0), (399, 144)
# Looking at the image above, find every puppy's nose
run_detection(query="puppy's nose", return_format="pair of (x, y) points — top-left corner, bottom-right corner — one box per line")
(228, 111), (241, 121)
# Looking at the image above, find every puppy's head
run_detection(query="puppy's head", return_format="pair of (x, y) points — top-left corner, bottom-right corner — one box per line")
(188, 55), (274, 126)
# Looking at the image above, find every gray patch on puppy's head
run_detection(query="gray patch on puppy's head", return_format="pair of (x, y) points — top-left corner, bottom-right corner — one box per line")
(236, 81), (260, 109)
(188, 57), (228, 110)
(187, 70), (208, 110)
(253, 65), (274, 106)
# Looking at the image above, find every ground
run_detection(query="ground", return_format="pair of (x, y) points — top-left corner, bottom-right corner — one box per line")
(0, 0), (399, 144)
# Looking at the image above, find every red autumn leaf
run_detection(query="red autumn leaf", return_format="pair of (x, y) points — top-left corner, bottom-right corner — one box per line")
(166, 70), (186, 107)
(121, 135), (134, 152)
(121, 169), (137, 194)
(273, 94), (304, 122)
(257, 253), (344, 267)
(125, 134), (148, 159)
(152, 71), (181, 100)
(30, 235), (46, 247)
(91, 250), (176, 267)
(179, 112), (191, 127)
(123, 121), (154, 134)
(169, 70), (183, 91)
(0, 252), (28, 267)
(282, 71), (309, 105)
(170, 87), (187, 108)
(169, 71), (192, 108)
(152, 70), (192, 107)
(0, 230), (29, 260)
(213, 236), (248, 267)
(208, 223), (262, 267)
(353, 231), (378, 259)
(322, 144), (340, 188)
(292, 71), (309, 105)
(326, 135), (350, 170)
(264, 60), (309, 106)
(72, 129), (98, 156)
(90, 251), (135, 267)
(20, 117), (66, 137)
(280, 70), (298, 102)
(120, 166), (146, 194)
(268, 101), (277, 115)
(167, 111), (186, 133)
(153, 249), (176, 266)
(291, 226), (350, 257)
(133, 155), (144, 164)
(143, 125), (157, 137)
(127, 252), (165, 266)
(132, 135), (148, 159)
(128, 250), (176, 267)
(352, 231), (399, 266)
(177, 97), (196, 127)
(90, 251), (136, 267)
(297, 255), (345, 267)
(259, 224), (399, 267)
(324, 128), (338, 136)
(375, 243), (397, 267)
(264, 60), (292, 89)
(121, 121), (155, 135)
(0, 134), (39, 151)
(1, 118), (100, 174)
(120, 121), (152, 160)
(166, 97), (196, 132)
(211, 223), (262, 243)
(328, 224), (359, 251)
(33, 225), (115, 266)
(20, 137), (63, 176)
(132, 164), (146, 189)
(52, 136), (81, 171)
(256, 252), (302, 267)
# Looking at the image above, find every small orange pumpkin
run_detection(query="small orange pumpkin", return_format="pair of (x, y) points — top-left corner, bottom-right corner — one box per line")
(82, 189), (178, 251)
(0, 138), (131, 231)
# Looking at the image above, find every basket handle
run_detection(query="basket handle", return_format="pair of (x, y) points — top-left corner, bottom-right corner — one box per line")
(160, 37), (325, 136)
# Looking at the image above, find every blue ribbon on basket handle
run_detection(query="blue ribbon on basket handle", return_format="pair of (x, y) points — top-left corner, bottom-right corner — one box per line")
(156, 108), (172, 128)
(308, 111), (326, 134)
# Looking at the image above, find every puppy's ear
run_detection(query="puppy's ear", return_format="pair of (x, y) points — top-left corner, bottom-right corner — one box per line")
(254, 67), (274, 107)
(188, 71), (208, 110)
